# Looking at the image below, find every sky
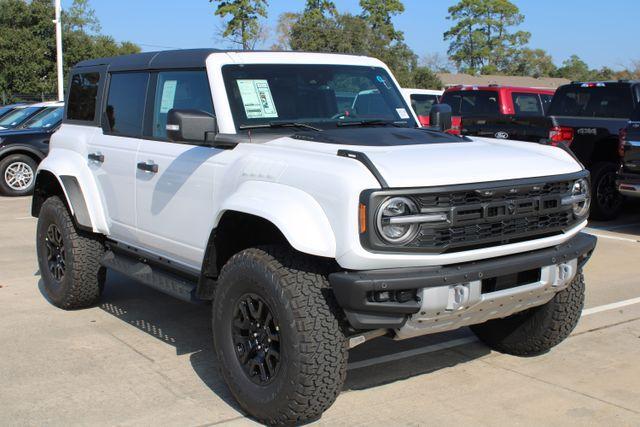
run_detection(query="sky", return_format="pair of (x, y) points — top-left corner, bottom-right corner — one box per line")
(62, 0), (639, 71)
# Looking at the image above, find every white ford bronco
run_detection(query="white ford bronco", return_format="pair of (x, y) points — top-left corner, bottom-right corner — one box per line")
(33, 50), (596, 425)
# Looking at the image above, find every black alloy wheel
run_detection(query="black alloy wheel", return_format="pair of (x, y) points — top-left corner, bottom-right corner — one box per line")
(45, 223), (66, 282)
(232, 293), (281, 385)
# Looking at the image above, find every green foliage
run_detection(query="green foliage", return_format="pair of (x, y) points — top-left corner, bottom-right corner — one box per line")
(506, 48), (557, 77)
(0, 0), (139, 102)
(410, 66), (443, 90)
(210, 0), (268, 50)
(444, 0), (530, 74)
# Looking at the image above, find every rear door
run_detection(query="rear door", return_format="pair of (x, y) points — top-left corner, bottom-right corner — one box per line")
(134, 69), (221, 268)
(509, 92), (549, 142)
(441, 89), (508, 138)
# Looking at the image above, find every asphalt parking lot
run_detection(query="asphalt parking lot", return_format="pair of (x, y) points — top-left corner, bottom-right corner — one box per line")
(1, 196), (639, 426)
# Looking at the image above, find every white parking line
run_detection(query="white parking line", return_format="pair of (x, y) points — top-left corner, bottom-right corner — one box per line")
(347, 296), (640, 370)
(584, 229), (639, 243)
(582, 297), (640, 316)
(15, 216), (34, 220)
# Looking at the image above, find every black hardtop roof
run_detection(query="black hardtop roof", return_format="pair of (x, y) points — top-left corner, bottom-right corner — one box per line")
(563, 80), (640, 87)
(74, 48), (223, 72)
(72, 49), (374, 73)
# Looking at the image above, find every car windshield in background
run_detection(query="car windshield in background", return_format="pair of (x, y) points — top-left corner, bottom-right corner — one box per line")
(222, 64), (416, 130)
(410, 94), (439, 116)
(440, 90), (500, 116)
(548, 84), (634, 118)
(0, 106), (40, 128)
(23, 107), (63, 129)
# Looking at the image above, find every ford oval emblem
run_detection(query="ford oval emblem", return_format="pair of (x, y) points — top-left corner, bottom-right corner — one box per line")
(495, 131), (509, 139)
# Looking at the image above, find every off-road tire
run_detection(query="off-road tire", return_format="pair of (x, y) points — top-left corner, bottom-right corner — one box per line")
(0, 153), (37, 196)
(36, 196), (105, 309)
(590, 161), (623, 221)
(470, 271), (585, 356)
(212, 246), (347, 426)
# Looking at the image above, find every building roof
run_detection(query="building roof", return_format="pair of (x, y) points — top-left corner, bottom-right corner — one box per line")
(437, 73), (570, 89)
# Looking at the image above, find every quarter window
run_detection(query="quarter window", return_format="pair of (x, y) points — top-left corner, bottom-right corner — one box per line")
(105, 72), (149, 137)
(512, 93), (543, 116)
(151, 70), (213, 139)
(67, 72), (100, 121)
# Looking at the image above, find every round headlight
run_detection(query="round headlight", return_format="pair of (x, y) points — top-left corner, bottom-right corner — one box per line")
(571, 178), (591, 217)
(376, 197), (419, 244)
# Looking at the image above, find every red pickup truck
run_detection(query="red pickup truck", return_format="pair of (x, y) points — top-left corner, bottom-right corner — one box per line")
(440, 85), (555, 140)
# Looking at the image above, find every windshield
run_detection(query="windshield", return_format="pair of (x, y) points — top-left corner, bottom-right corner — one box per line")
(441, 90), (500, 116)
(0, 106), (41, 128)
(0, 105), (17, 118)
(222, 64), (416, 131)
(22, 107), (63, 129)
(548, 84), (634, 118)
(410, 94), (439, 116)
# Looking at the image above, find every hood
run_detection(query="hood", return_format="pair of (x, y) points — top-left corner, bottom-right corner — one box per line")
(271, 128), (583, 188)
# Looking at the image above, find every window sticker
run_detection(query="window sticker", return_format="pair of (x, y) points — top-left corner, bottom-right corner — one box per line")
(160, 80), (178, 113)
(237, 79), (278, 119)
(396, 108), (410, 119)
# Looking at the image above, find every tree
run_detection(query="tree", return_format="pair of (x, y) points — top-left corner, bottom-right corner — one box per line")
(359, 0), (404, 40)
(554, 55), (591, 81)
(210, 0), (268, 50)
(0, 0), (139, 102)
(271, 12), (298, 50)
(421, 52), (454, 73)
(63, 0), (100, 33)
(410, 66), (443, 89)
(506, 48), (557, 77)
(444, 0), (530, 74)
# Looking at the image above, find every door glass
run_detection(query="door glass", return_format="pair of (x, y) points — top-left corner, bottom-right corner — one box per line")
(67, 72), (100, 121)
(540, 94), (553, 114)
(512, 93), (543, 116)
(105, 72), (149, 137)
(152, 70), (213, 139)
(410, 94), (439, 116)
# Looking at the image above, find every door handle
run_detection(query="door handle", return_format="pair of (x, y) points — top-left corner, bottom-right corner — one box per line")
(88, 152), (104, 163)
(137, 161), (159, 173)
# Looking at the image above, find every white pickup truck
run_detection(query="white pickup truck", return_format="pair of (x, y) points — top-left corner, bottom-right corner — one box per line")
(32, 49), (596, 425)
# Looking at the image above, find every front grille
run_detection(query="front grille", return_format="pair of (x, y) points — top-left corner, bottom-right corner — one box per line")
(362, 174), (586, 254)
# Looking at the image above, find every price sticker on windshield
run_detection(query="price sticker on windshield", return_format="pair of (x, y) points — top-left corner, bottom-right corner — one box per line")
(237, 79), (279, 119)
(396, 108), (410, 119)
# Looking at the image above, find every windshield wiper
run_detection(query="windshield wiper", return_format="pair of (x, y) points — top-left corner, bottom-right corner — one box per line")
(239, 122), (322, 131)
(336, 119), (408, 128)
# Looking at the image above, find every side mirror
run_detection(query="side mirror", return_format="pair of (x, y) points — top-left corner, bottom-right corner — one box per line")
(167, 109), (217, 144)
(429, 103), (452, 132)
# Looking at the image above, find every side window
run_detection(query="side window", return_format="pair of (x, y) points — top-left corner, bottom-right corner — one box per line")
(512, 92), (543, 116)
(105, 72), (149, 137)
(540, 94), (553, 114)
(67, 72), (100, 121)
(151, 70), (213, 139)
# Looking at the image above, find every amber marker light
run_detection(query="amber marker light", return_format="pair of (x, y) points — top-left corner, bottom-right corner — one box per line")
(359, 203), (367, 234)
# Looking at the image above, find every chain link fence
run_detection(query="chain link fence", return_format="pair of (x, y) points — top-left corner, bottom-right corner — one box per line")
(1, 93), (58, 105)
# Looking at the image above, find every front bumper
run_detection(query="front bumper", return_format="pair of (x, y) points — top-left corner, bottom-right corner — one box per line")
(617, 173), (640, 198)
(329, 232), (596, 332)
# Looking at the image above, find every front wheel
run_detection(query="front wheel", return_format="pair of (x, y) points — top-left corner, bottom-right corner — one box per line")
(590, 161), (623, 220)
(212, 246), (347, 426)
(36, 196), (106, 309)
(0, 154), (37, 196)
(471, 271), (585, 356)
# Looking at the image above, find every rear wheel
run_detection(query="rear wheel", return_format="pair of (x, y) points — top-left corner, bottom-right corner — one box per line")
(212, 246), (347, 426)
(36, 196), (105, 309)
(0, 154), (37, 196)
(590, 161), (623, 220)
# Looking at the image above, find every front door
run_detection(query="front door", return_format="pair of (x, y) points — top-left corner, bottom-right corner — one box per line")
(134, 70), (220, 268)
(87, 71), (150, 244)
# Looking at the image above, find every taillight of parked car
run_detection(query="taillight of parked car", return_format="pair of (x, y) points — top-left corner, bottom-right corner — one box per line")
(447, 116), (462, 135)
(618, 127), (627, 158)
(548, 126), (574, 146)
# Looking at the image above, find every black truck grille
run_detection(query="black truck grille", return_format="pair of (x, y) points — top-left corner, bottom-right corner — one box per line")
(362, 175), (584, 254)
